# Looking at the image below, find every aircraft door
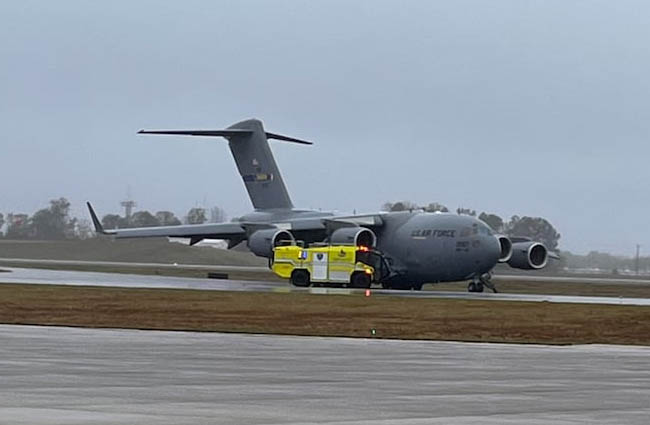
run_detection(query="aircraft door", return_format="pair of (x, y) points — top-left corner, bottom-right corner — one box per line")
(312, 252), (328, 280)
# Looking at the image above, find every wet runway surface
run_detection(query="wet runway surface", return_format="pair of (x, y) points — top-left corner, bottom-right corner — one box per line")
(1, 325), (649, 424)
(2, 267), (650, 306)
(4, 258), (650, 284)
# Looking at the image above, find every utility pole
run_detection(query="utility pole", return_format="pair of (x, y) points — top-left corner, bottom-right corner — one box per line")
(635, 244), (641, 276)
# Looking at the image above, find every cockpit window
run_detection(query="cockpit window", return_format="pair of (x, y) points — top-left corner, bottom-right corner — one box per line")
(479, 225), (493, 236)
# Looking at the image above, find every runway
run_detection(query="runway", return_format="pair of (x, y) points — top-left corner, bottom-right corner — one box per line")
(4, 257), (650, 285)
(1, 325), (648, 424)
(2, 267), (650, 306)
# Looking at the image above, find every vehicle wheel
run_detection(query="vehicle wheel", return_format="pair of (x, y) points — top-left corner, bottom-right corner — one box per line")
(291, 269), (310, 287)
(350, 272), (371, 289)
(467, 282), (477, 292)
(475, 282), (484, 293)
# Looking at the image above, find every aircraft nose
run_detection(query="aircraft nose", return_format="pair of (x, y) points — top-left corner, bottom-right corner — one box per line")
(485, 234), (502, 266)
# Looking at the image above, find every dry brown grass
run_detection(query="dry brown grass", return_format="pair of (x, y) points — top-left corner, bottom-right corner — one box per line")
(0, 238), (266, 266)
(1, 283), (649, 345)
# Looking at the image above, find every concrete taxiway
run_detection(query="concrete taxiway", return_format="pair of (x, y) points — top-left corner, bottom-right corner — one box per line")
(2, 267), (650, 306)
(1, 325), (649, 424)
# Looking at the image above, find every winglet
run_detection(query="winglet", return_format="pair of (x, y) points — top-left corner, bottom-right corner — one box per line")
(86, 202), (112, 235)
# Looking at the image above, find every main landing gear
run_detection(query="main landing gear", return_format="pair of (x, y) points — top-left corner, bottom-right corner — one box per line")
(467, 273), (498, 293)
(381, 282), (423, 291)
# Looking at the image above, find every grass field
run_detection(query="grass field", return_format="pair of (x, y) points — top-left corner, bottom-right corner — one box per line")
(2, 283), (649, 345)
(0, 238), (266, 266)
(426, 279), (650, 298)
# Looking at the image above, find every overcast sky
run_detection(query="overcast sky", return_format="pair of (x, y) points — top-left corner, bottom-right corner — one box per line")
(1, 1), (649, 255)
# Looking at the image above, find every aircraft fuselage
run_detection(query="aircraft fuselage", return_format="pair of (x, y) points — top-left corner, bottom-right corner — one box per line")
(237, 209), (501, 285)
(376, 212), (500, 284)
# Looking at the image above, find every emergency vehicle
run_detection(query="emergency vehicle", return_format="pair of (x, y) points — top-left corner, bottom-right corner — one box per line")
(271, 243), (390, 288)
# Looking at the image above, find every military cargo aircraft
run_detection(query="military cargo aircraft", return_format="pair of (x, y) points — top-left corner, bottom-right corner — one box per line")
(87, 118), (556, 292)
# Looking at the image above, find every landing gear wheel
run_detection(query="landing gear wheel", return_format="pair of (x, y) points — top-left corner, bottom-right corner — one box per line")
(480, 273), (498, 293)
(350, 272), (371, 289)
(411, 283), (423, 291)
(467, 281), (484, 292)
(291, 270), (310, 287)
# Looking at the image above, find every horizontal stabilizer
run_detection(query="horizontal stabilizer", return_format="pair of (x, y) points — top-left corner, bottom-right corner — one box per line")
(138, 129), (312, 145)
(137, 129), (252, 137)
(265, 132), (312, 145)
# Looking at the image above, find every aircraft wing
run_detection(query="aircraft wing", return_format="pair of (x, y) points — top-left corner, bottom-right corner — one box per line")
(88, 201), (385, 246)
(326, 213), (384, 227)
(87, 202), (245, 245)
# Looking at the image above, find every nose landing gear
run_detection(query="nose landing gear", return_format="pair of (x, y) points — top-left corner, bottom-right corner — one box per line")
(467, 273), (498, 293)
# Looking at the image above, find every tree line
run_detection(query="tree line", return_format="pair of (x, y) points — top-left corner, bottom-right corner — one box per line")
(0, 198), (226, 240)
(382, 200), (561, 251)
(0, 198), (83, 240)
(100, 205), (225, 229)
(6, 197), (646, 274)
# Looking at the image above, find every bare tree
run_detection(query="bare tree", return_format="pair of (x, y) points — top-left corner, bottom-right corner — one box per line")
(155, 211), (181, 226)
(479, 212), (504, 233)
(505, 216), (561, 251)
(75, 219), (94, 239)
(382, 201), (419, 212)
(456, 207), (476, 216)
(5, 213), (30, 239)
(210, 206), (227, 223)
(130, 211), (160, 227)
(424, 202), (449, 213)
(186, 207), (207, 225)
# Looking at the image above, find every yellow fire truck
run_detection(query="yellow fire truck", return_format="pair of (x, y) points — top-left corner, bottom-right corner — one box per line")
(272, 244), (389, 288)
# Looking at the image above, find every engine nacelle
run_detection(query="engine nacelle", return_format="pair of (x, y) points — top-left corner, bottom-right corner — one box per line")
(330, 227), (376, 248)
(247, 228), (294, 257)
(496, 235), (513, 263)
(507, 241), (548, 270)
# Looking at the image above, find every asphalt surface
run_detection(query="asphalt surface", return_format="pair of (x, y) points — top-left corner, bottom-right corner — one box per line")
(2, 267), (650, 306)
(1, 325), (649, 424)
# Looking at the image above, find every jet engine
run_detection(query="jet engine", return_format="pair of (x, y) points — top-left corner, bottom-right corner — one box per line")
(247, 228), (294, 257)
(507, 241), (548, 270)
(496, 235), (513, 263)
(330, 227), (377, 248)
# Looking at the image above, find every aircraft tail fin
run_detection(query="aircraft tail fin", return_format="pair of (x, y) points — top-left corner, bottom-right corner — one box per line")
(138, 119), (311, 210)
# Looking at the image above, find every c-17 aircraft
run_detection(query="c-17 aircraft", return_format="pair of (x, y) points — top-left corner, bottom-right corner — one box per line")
(87, 118), (556, 292)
